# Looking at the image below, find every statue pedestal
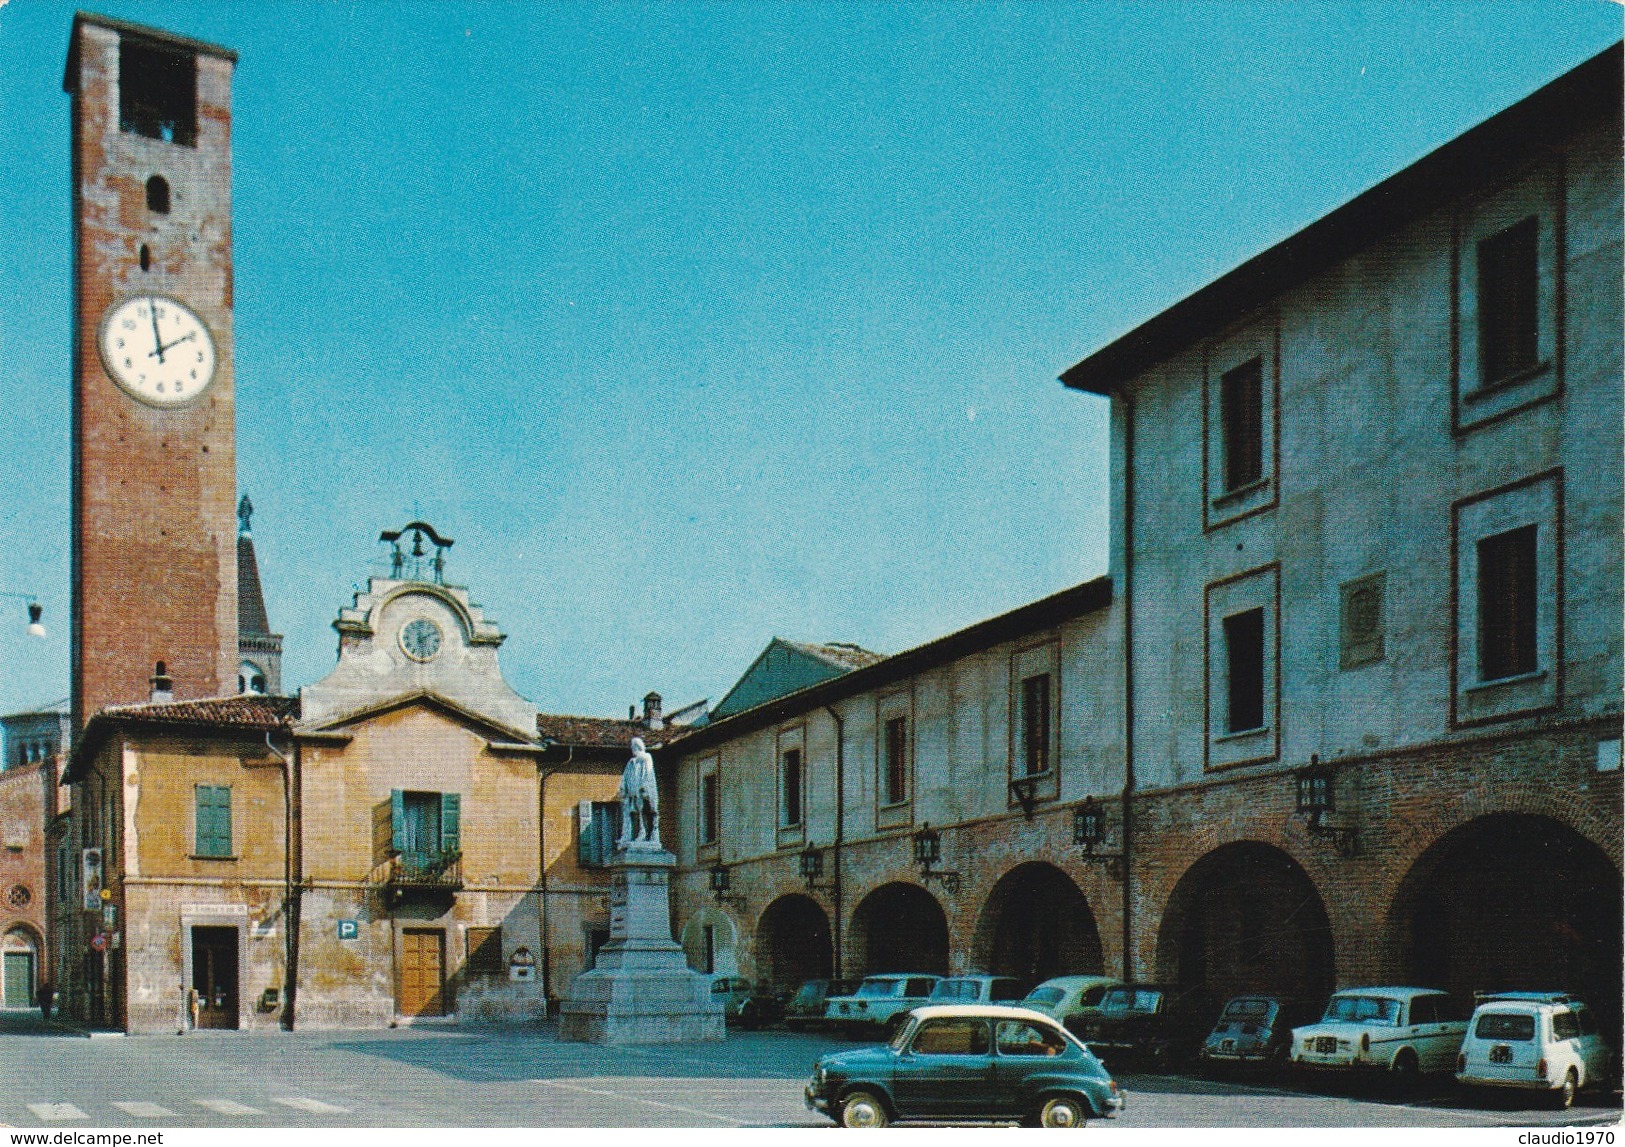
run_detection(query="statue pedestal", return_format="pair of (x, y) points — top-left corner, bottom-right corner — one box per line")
(557, 847), (724, 1044)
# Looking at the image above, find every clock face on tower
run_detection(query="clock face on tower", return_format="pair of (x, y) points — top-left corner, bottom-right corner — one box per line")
(97, 294), (217, 407)
(400, 618), (443, 662)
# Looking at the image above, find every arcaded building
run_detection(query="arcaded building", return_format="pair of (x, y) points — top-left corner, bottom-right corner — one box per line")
(666, 45), (1623, 1032)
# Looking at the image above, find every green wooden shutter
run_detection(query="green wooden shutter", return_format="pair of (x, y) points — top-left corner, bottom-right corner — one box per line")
(372, 798), (395, 866)
(439, 792), (461, 855)
(195, 785), (231, 857)
(390, 790), (406, 856)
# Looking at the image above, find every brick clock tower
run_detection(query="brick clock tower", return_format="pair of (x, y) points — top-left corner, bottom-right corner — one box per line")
(65, 15), (239, 729)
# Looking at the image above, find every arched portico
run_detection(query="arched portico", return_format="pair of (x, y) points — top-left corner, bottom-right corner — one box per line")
(1154, 841), (1334, 1005)
(970, 862), (1104, 983)
(1388, 813), (1622, 1035)
(849, 882), (948, 976)
(754, 894), (833, 990)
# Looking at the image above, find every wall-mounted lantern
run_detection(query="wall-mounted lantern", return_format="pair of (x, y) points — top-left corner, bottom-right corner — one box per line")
(1293, 754), (1358, 858)
(910, 823), (961, 894)
(799, 845), (833, 891)
(1071, 797), (1124, 881)
(1008, 775), (1040, 819)
(709, 862), (746, 909)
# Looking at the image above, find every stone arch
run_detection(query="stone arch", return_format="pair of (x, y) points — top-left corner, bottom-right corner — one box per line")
(2, 924), (41, 1008)
(1387, 812), (1622, 1036)
(679, 907), (739, 978)
(849, 882), (949, 976)
(1154, 841), (1335, 1005)
(753, 894), (833, 991)
(970, 862), (1104, 984)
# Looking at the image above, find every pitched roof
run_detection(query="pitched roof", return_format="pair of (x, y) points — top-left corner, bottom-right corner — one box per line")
(781, 641), (887, 672)
(66, 694), (299, 782)
(535, 713), (678, 750)
(1060, 43), (1623, 396)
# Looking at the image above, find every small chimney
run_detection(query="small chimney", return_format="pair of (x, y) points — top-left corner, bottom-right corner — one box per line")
(643, 692), (664, 730)
(150, 660), (174, 704)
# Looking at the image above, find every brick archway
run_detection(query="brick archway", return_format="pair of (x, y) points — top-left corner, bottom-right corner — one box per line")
(754, 893), (832, 991)
(1386, 812), (1622, 1035)
(1153, 841), (1335, 1006)
(849, 882), (948, 976)
(970, 862), (1104, 984)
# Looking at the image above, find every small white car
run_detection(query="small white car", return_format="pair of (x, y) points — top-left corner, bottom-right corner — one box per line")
(1456, 993), (1612, 1109)
(1291, 987), (1469, 1083)
(1020, 975), (1123, 1024)
(929, 975), (1027, 1006)
(824, 974), (940, 1034)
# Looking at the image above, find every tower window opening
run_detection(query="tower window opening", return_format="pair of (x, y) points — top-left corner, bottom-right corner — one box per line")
(145, 176), (170, 214)
(139, 244), (151, 272)
(119, 39), (197, 148)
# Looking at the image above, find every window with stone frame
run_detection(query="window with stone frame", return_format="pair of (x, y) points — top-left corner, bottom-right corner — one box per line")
(1018, 673), (1052, 777)
(699, 768), (719, 846)
(1220, 357), (1265, 492)
(1477, 524), (1538, 682)
(1477, 216), (1540, 388)
(883, 715), (909, 806)
(780, 747), (803, 828)
(1224, 608), (1267, 734)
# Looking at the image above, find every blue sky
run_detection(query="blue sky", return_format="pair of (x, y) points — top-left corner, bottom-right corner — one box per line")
(0, 1), (1618, 721)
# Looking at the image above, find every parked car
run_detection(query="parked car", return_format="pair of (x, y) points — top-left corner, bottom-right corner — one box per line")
(710, 975), (755, 1022)
(805, 1004), (1126, 1127)
(1067, 983), (1218, 1071)
(824, 974), (941, 1035)
(1021, 975), (1123, 1026)
(784, 978), (860, 1032)
(1199, 995), (1320, 1071)
(1457, 992), (1612, 1109)
(928, 975), (1027, 1006)
(734, 982), (789, 1030)
(1290, 987), (1469, 1085)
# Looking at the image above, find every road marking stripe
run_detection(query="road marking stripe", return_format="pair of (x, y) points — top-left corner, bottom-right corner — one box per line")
(26, 1104), (88, 1121)
(112, 1102), (177, 1118)
(531, 1079), (745, 1126)
(273, 1098), (351, 1114)
(194, 1099), (266, 1116)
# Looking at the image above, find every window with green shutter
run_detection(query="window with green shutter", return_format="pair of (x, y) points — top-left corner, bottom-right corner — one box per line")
(194, 784), (232, 858)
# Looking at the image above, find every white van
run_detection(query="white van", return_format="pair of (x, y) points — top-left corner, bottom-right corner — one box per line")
(1457, 993), (1611, 1109)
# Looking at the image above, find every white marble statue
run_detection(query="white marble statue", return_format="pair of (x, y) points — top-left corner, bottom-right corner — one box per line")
(617, 736), (660, 849)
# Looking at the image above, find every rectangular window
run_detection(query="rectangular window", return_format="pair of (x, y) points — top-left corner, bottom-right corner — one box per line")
(1220, 357), (1264, 492)
(1477, 217), (1540, 387)
(699, 770), (718, 845)
(466, 927), (503, 977)
(194, 784), (232, 857)
(389, 790), (461, 868)
(1019, 674), (1051, 776)
(1478, 525), (1538, 681)
(781, 748), (802, 827)
(576, 800), (622, 869)
(1224, 608), (1266, 734)
(118, 38), (198, 147)
(883, 716), (909, 805)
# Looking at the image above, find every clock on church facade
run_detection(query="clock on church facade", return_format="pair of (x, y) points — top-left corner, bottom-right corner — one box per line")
(66, 15), (240, 724)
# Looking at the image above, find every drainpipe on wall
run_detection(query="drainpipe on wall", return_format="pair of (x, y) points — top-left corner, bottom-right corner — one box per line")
(1120, 389), (1137, 984)
(263, 731), (300, 1030)
(536, 739), (572, 1014)
(823, 705), (845, 979)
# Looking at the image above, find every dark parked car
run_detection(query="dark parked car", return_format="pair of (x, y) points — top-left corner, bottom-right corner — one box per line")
(783, 978), (860, 1032)
(1199, 995), (1320, 1071)
(735, 982), (789, 1030)
(1067, 983), (1218, 1071)
(806, 1004), (1125, 1127)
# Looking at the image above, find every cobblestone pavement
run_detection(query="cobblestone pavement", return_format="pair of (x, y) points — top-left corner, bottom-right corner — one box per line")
(0, 1009), (1618, 1128)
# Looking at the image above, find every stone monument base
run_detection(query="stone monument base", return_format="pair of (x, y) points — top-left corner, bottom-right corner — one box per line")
(557, 847), (724, 1044)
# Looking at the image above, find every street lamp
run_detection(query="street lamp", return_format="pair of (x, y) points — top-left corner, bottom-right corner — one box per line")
(708, 863), (745, 909)
(910, 823), (960, 894)
(1293, 755), (1358, 858)
(0, 592), (45, 637)
(1071, 797), (1124, 881)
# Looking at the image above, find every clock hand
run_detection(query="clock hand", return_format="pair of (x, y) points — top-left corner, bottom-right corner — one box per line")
(148, 299), (165, 364)
(154, 331), (196, 356)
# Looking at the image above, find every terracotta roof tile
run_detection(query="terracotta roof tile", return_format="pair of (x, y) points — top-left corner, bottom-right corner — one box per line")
(100, 693), (299, 730)
(535, 713), (683, 750)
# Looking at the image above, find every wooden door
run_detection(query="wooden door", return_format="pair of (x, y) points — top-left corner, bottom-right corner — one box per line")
(192, 926), (239, 1029)
(3, 951), (33, 1007)
(400, 928), (445, 1017)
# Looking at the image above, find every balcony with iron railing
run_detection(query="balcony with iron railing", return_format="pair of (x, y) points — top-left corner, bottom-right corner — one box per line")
(377, 850), (463, 906)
